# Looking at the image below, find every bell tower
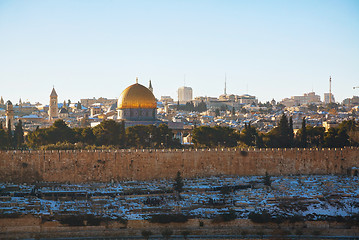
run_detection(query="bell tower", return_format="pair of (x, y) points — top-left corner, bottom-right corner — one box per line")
(48, 87), (58, 121)
(5, 100), (14, 129)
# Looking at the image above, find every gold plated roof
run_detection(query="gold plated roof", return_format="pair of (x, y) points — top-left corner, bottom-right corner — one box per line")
(117, 83), (156, 109)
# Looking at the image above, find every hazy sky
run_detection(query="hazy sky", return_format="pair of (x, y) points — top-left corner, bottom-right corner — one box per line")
(1, 0), (359, 105)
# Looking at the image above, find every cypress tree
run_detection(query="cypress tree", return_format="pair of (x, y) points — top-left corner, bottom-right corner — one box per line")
(289, 116), (294, 147)
(14, 120), (24, 149)
(173, 171), (184, 194)
(119, 120), (126, 148)
(301, 117), (307, 148)
(7, 119), (13, 149)
(278, 114), (290, 147)
(0, 122), (7, 149)
(77, 101), (82, 110)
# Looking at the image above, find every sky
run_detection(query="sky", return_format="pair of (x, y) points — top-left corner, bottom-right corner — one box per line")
(0, 0), (359, 105)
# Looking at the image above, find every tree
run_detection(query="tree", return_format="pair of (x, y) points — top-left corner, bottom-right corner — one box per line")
(263, 172), (272, 187)
(241, 123), (257, 146)
(192, 126), (215, 147)
(323, 127), (349, 148)
(14, 120), (24, 149)
(7, 119), (13, 148)
(126, 125), (150, 148)
(48, 120), (76, 144)
(289, 116), (294, 147)
(77, 101), (82, 110)
(307, 104), (317, 112)
(0, 122), (8, 150)
(119, 120), (126, 148)
(300, 117), (307, 148)
(264, 114), (291, 148)
(81, 127), (96, 145)
(278, 114), (290, 143)
(215, 108), (220, 117)
(93, 120), (123, 146)
(339, 119), (359, 146)
(192, 126), (238, 148)
(26, 120), (76, 148)
(173, 171), (184, 194)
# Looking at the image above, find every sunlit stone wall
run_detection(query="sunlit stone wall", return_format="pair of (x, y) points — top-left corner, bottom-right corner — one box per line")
(0, 148), (358, 183)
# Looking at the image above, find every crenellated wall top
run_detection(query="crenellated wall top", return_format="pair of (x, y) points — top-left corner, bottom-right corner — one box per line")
(1, 147), (358, 154)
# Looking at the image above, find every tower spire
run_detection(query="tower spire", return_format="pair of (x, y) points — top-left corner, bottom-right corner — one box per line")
(329, 76), (332, 104)
(148, 79), (153, 93)
(224, 73), (227, 95)
(136, 77), (138, 84)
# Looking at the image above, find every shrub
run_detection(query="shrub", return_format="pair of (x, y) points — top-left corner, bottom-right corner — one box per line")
(220, 185), (232, 195)
(114, 216), (128, 225)
(57, 214), (121, 226)
(0, 213), (21, 218)
(263, 172), (272, 187)
(40, 142), (76, 150)
(248, 210), (275, 223)
(289, 214), (304, 223)
(212, 209), (237, 223)
(148, 214), (188, 224)
(173, 171), (184, 193)
(59, 215), (86, 226)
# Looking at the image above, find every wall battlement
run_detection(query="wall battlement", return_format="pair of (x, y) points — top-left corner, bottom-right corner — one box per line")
(0, 148), (358, 183)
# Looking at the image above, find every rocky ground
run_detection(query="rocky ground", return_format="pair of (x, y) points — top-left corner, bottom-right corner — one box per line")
(1, 174), (358, 223)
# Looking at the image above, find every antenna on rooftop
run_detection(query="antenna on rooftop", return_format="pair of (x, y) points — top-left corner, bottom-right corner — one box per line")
(224, 73), (227, 95)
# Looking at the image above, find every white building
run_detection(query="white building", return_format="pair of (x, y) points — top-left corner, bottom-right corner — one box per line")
(178, 86), (193, 104)
(324, 93), (335, 104)
(281, 92), (321, 107)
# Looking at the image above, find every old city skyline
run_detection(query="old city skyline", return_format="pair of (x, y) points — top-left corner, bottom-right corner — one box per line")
(1, 1), (359, 104)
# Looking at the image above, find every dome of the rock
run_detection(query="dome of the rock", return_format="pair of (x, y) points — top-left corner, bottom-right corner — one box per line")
(117, 81), (157, 122)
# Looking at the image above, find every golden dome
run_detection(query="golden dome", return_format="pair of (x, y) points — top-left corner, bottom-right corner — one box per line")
(118, 83), (157, 109)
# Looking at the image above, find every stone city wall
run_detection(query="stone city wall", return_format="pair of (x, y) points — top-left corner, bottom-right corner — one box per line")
(0, 148), (358, 183)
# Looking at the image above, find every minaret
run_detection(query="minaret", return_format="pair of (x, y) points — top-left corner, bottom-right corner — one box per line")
(0, 96), (4, 105)
(48, 87), (58, 121)
(5, 100), (14, 129)
(148, 80), (153, 93)
(329, 76), (332, 104)
(136, 77), (138, 84)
